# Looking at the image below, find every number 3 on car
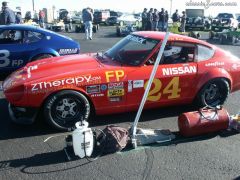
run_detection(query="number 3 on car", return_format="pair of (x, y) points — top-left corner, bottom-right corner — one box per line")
(144, 77), (181, 102)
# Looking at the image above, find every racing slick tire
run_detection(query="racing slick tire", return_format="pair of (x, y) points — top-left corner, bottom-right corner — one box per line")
(116, 27), (121, 37)
(219, 35), (228, 45)
(196, 78), (230, 107)
(31, 54), (53, 61)
(44, 90), (91, 131)
(93, 25), (97, 33)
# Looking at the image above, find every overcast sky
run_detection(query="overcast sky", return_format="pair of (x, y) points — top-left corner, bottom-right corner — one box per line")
(10, 0), (240, 16)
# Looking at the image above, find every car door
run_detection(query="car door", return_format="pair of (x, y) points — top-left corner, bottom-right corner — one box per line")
(126, 41), (198, 110)
(0, 29), (25, 72)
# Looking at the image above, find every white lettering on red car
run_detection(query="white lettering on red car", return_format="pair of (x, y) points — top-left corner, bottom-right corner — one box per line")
(162, 66), (197, 76)
(31, 75), (101, 92)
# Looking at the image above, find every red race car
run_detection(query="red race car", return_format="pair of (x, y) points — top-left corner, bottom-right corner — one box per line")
(3, 32), (240, 130)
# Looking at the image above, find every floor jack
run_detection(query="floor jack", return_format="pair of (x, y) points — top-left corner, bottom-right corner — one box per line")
(130, 32), (175, 149)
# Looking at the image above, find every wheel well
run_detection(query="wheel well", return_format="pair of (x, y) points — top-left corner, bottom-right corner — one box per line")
(193, 77), (231, 103)
(31, 53), (55, 61)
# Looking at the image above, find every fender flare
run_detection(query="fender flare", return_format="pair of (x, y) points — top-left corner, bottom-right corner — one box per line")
(196, 68), (233, 94)
(29, 48), (60, 61)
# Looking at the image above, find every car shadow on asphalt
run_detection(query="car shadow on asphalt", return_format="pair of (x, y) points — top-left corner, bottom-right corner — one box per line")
(0, 99), (60, 141)
(0, 97), (195, 140)
(0, 149), (91, 174)
(90, 104), (196, 127)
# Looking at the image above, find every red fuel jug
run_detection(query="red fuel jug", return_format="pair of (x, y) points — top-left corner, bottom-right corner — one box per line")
(178, 107), (230, 137)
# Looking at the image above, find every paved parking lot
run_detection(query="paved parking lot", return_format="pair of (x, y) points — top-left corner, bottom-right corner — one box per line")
(1, 26), (240, 180)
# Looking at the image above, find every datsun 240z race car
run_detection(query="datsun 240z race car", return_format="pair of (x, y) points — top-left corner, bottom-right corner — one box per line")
(3, 32), (240, 130)
(0, 25), (80, 74)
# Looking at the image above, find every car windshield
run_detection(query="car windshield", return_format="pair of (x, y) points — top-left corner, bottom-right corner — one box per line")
(217, 13), (233, 18)
(105, 34), (159, 66)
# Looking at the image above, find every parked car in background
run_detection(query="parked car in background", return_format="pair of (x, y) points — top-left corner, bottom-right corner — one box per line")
(0, 25), (80, 74)
(93, 10), (110, 24)
(185, 9), (211, 31)
(106, 16), (118, 25)
(3, 32), (240, 130)
(117, 14), (141, 26)
(211, 13), (239, 31)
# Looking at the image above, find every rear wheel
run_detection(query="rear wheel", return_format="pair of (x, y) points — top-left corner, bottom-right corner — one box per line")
(93, 25), (97, 33)
(196, 78), (230, 107)
(44, 90), (91, 131)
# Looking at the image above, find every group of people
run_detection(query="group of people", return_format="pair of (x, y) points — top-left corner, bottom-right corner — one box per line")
(0, 1), (45, 28)
(142, 8), (187, 32)
(142, 8), (169, 32)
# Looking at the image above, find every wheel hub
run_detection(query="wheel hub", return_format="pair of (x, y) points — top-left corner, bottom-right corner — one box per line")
(56, 98), (78, 119)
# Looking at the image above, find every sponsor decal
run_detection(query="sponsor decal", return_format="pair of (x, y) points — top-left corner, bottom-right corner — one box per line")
(128, 80), (132, 92)
(162, 66), (197, 76)
(109, 97), (122, 102)
(101, 84), (107, 91)
(205, 62), (224, 67)
(91, 94), (104, 97)
(27, 65), (38, 78)
(31, 75), (101, 91)
(86, 85), (100, 94)
(59, 48), (78, 55)
(108, 89), (124, 97)
(108, 82), (124, 89)
(133, 80), (144, 88)
(232, 64), (240, 70)
(126, 35), (146, 44)
(105, 70), (125, 82)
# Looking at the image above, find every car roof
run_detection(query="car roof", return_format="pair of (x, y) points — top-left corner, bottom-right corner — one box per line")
(0, 24), (40, 30)
(133, 31), (213, 48)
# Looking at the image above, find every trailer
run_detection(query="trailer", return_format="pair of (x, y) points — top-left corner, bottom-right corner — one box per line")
(209, 29), (240, 45)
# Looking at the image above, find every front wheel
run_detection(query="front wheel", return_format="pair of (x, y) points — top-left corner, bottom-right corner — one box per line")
(196, 78), (230, 107)
(44, 90), (91, 131)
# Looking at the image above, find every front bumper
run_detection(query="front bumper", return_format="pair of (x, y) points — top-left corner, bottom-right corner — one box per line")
(8, 103), (39, 124)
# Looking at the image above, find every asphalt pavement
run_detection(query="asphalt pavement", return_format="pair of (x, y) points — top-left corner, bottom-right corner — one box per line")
(0, 27), (240, 180)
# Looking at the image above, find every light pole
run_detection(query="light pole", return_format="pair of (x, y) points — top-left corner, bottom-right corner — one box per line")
(170, 0), (173, 16)
(32, 0), (35, 11)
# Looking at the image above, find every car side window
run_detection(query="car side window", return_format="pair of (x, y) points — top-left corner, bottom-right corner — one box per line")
(0, 30), (23, 44)
(196, 45), (214, 61)
(23, 31), (44, 43)
(146, 42), (196, 65)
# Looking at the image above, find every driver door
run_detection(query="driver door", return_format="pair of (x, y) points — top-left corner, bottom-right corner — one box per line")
(126, 42), (198, 110)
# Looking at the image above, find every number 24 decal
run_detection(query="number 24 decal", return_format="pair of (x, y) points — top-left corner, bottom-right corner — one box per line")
(144, 77), (181, 102)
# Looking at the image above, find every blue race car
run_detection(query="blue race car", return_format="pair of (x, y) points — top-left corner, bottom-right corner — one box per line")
(0, 25), (80, 74)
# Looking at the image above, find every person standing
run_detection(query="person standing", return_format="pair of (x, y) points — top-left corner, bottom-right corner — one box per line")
(164, 10), (169, 31)
(15, 12), (22, 24)
(180, 11), (186, 32)
(82, 7), (93, 40)
(158, 8), (165, 31)
(0, 1), (15, 25)
(146, 8), (153, 31)
(152, 9), (159, 31)
(39, 10), (45, 28)
(141, 8), (148, 30)
(172, 9), (180, 23)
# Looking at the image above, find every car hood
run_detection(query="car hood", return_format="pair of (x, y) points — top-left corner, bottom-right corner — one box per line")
(24, 54), (102, 81)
